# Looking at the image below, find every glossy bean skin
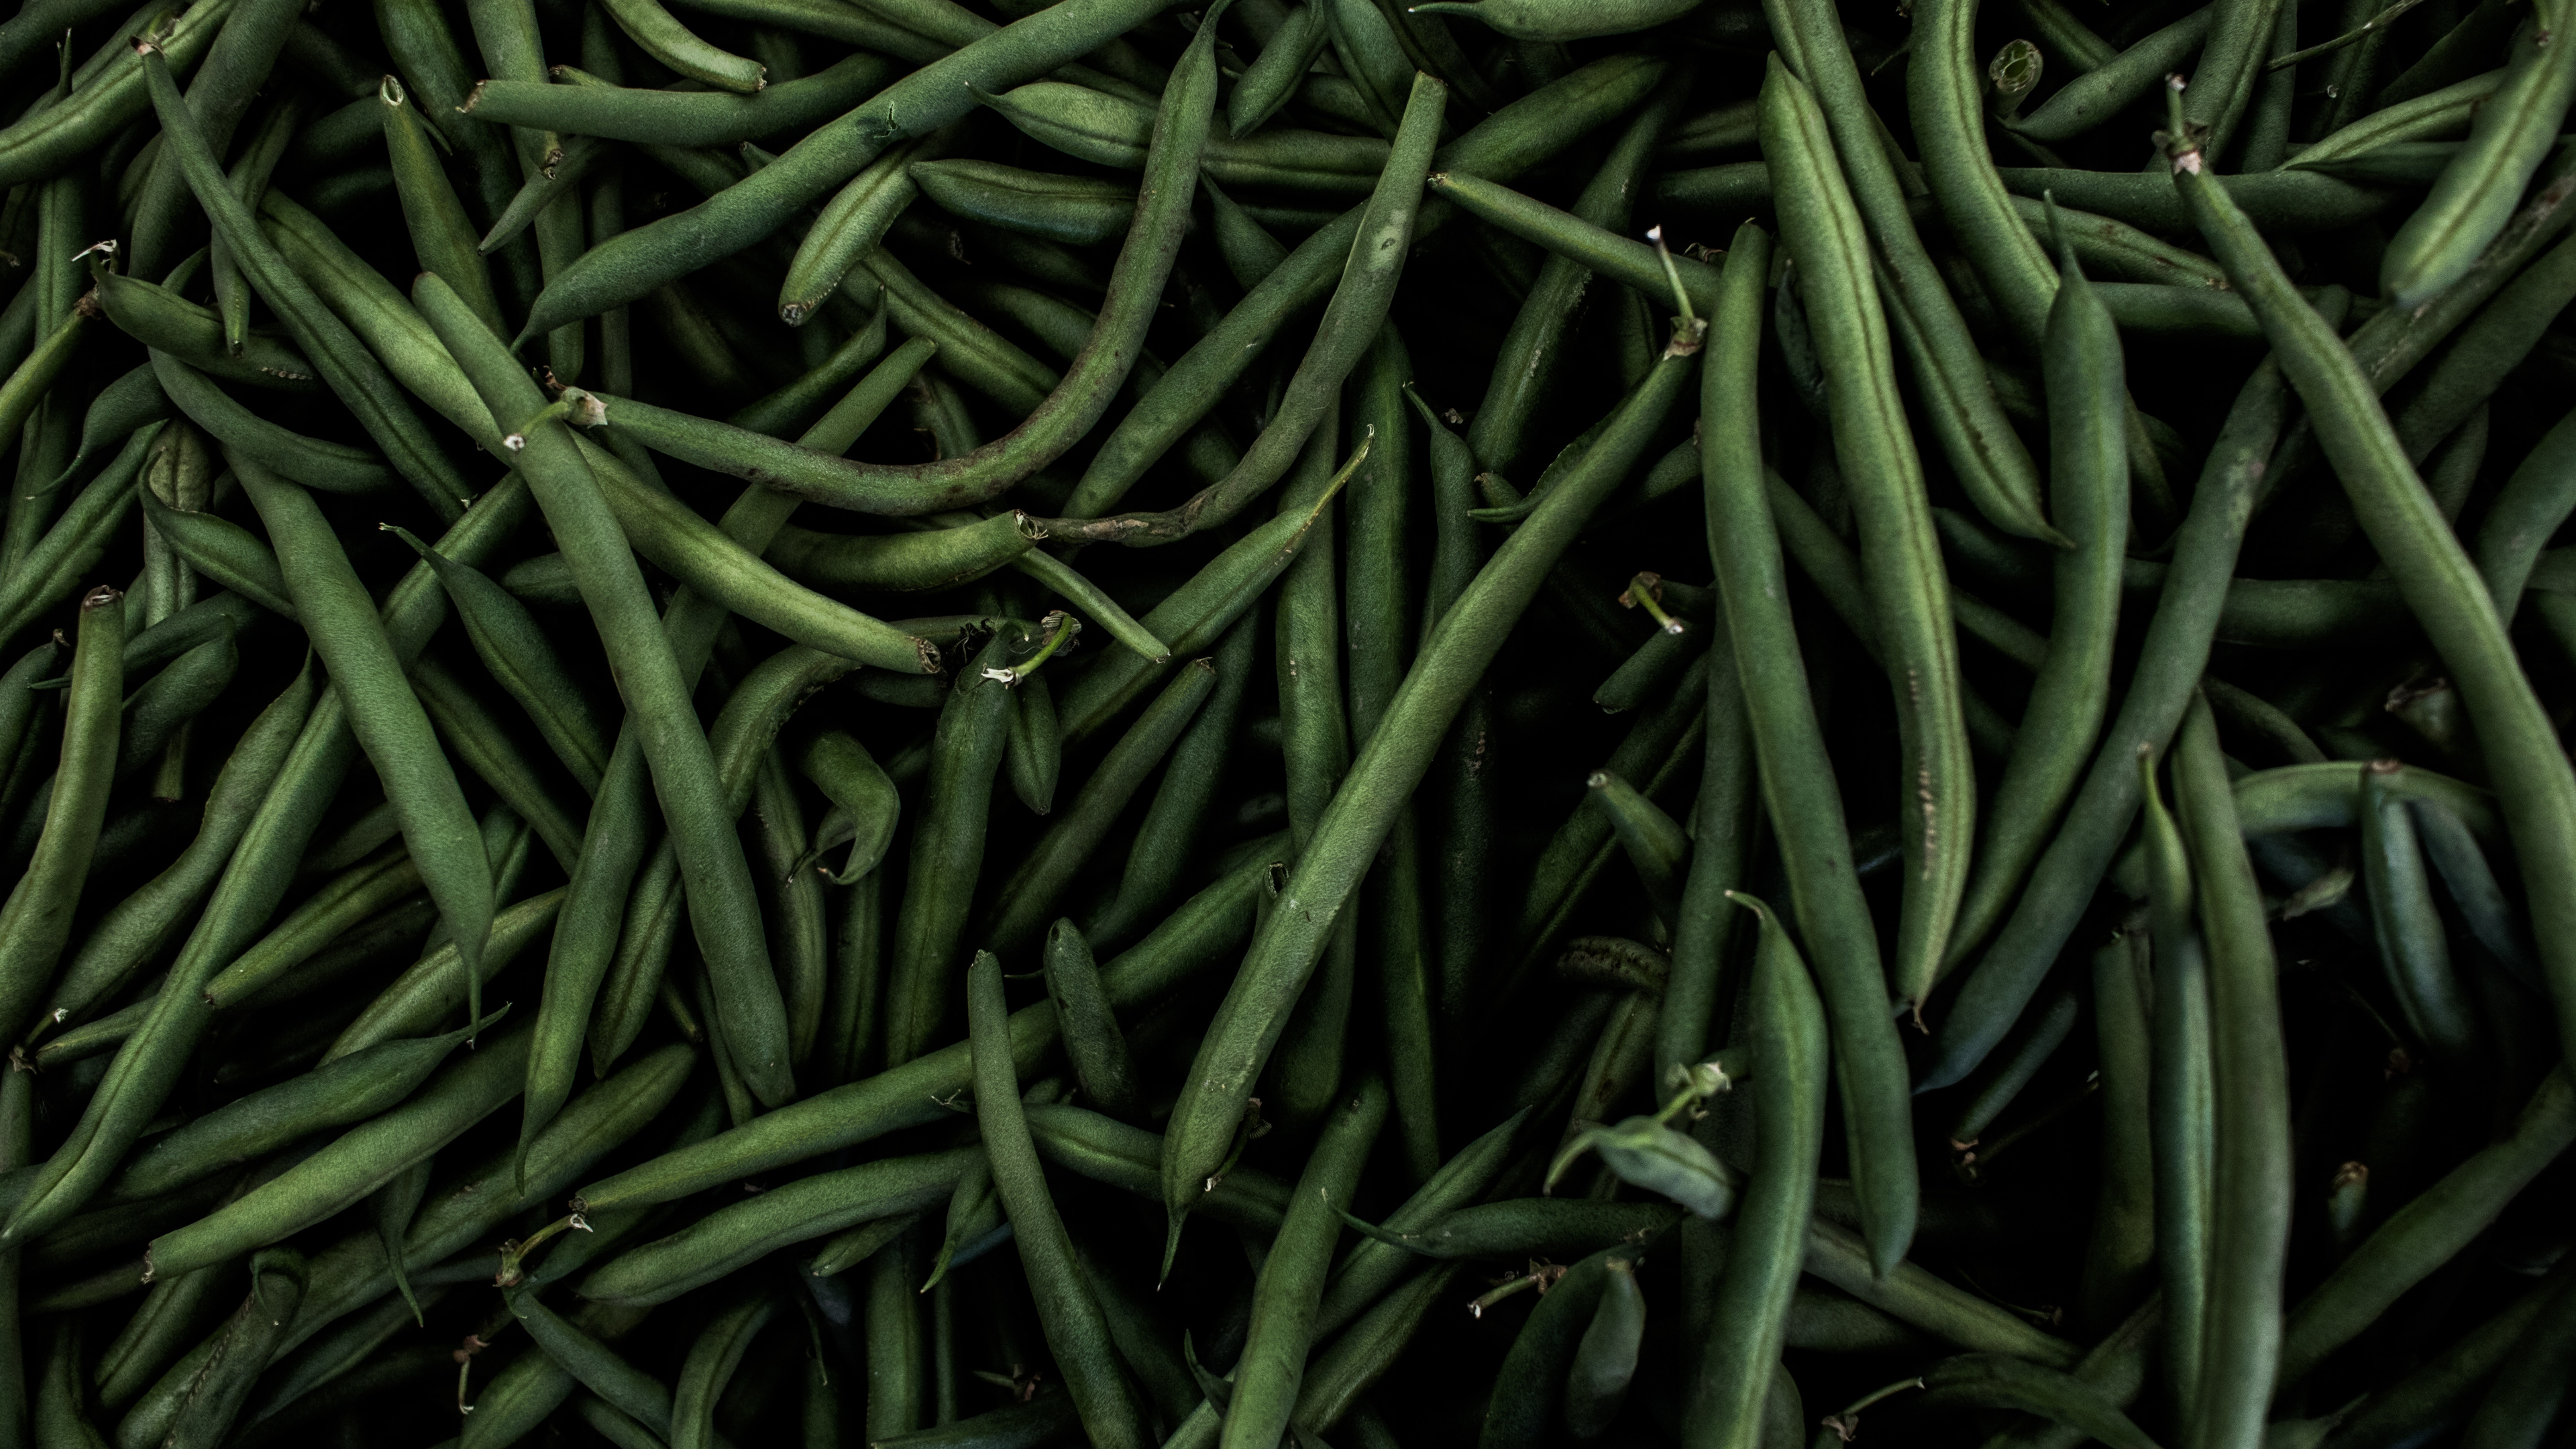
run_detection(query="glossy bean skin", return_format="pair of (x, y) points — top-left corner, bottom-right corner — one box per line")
(1760, 54), (1972, 1049)
(967, 952), (1154, 1448)
(2172, 110), (2576, 1104)
(0, 585), (121, 1044)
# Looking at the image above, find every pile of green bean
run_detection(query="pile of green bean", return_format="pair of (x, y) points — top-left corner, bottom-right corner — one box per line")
(3, 0), (2576, 1440)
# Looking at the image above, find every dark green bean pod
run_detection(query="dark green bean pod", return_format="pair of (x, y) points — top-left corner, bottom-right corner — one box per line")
(2411, 797), (2539, 991)
(2361, 759), (2481, 1063)
(1291, 1262), (1466, 1437)
(1947, 205), (2128, 969)
(0, 426), (159, 648)
(1915, 1354), (2158, 1449)
(2322, 1258), (2573, 1449)
(0, 585), (120, 1042)
(795, 729), (901, 883)
(197, 841), (423, 1011)
(1479, 1246), (1616, 1449)
(1346, 1199), (1679, 1263)
(968, 951), (1153, 1448)
(2460, 1263), (2576, 1449)
(2381, 18), (2576, 303)
(147, 353), (394, 498)
(2083, 934), (2156, 1330)
(142, 1020), (534, 1283)
(321, 888), (559, 1056)
(1003, 669), (1061, 815)
(1040, 922), (1144, 1120)
(463, 50), (890, 145)
(121, 1248), (305, 1449)
(1313, 1107), (1527, 1338)
(381, 75), (504, 341)
(912, 158), (1136, 244)
(1801, 1218), (2078, 1365)
(138, 44), (472, 519)
(763, 513), (1040, 596)
(115, 629), (236, 787)
(2172, 102), (2576, 1090)
(1562, 1254), (1646, 1438)
(883, 630), (1021, 1065)
(370, 1155), (431, 1325)
(1587, 769), (1686, 930)
(2008, 5), (2213, 142)
(1697, 219), (1917, 1277)
(133, 490), (288, 618)
(2276, 1068), (2576, 1389)
(386, 526), (610, 794)
(1686, 894), (1826, 1449)
(1157, 283), (1701, 1263)
(103, 1021), (480, 1205)
(417, 271), (788, 1106)
(574, 846), (1273, 1212)
(924, 1146), (1004, 1292)
(2168, 694), (2291, 1449)
(1760, 54), (1972, 1043)
(1022, 1102), (1292, 1231)
(91, 264), (316, 392)
(1949, 984), (2082, 1150)
(1224, 1074), (1387, 1449)
(753, 749), (830, 1069)
(508, 1286), (673, 1436)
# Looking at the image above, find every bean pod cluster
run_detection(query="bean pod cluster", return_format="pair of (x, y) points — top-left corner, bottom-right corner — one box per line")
(0, 0), (2572, 1444)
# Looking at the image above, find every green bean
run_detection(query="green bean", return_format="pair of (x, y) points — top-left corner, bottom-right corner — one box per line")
(2382, 21), (2576, 304)
(574, 438), (936, 673)
(1923, 345), (2295, 1091)
(517, 0), (1191, 339)
(146, 354), (392, 499)
(1055, 462), (1353, 743)
(764, 513), (1040, 597)
(417, 272), (792, 1108)
(254, 192), (503, 452)
(2360, 760), (2479, 1062)
(135, 489), (287, 619)
(1802, 1218), (2079, 1365)
(1762, 0), (2059, 545)
(983, 79), (1384, 193)
(1063, 54), (1666, 519)
(142, 1019), (533, 1283)
(1224, 1073), (1386, 1447)
(235, 455), (492, 1008)
(1913, 0), (2068, 352)
(1229, 3), (1329, 138)
(0, 423), (159, 647)
(406, 663), (586, 873)
(1085, 614), (1258, 951)
(105, 1022), (480, 1206)
(1707, 223), (1924, 1273)
(386, 527), (610, 794)
(576, 847), (1273, 1212)
(139, 44), (472, 521)
(2293, 67), (2507, 167)
(1995, 165), (2398, 231)
(1914, 1355), (2158, 1449)
(602, 0), (763, 92)
(2460, 1263), (2576, 1449)
(2276, 1067), (2575, 1389)
(1946, 207), (2127, 971)
(93, 264), (315, 392)
(911, 159), (1134, 244)
(881, 631), (1020, 1067)
(382, 76), (504, 343)
(1684, 895), (1826, 1449)
(1479, 1245), (1615, 1449)
(510, 1287), (672, 1434)
(2176, 103), (2576, 1087)
(1293, 1262), (1464, 1437)
(2010, 5), (2214, 143)
(2080, 934), (2156, 1333)
(1025, 923), (1140, 1119)
(1762, 54), (1973, 1038)
(966, 951), (1152, 1447)
(0, 584), (119, 1042)
(115, 629), (233, 790)
(1157, 301), (1701, 1265)
(2167, 694), (2291, 1449)
(130, 1248), (303, 1449)
(466, 51), (890, 146)
(0, 0), (236, 194)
